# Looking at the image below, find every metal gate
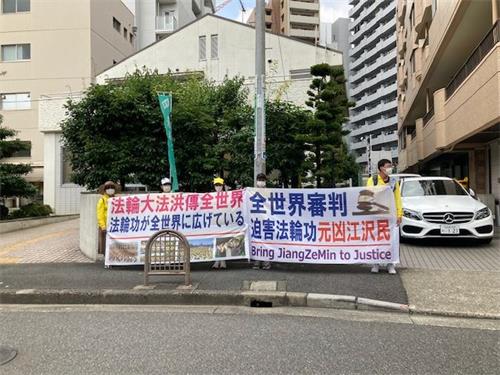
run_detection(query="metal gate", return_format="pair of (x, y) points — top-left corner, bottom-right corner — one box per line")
(144, 229), (191, 286)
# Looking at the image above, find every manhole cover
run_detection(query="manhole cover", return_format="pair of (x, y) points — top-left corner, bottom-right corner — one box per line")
(0, 346), (17, 366)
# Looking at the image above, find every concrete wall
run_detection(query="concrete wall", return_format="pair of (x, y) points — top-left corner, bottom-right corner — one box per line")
(0, 215), (78, 234)
(80, 193), (101, 261)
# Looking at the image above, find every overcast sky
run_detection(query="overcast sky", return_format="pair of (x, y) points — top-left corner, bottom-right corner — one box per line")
(122, 0), (350, 43)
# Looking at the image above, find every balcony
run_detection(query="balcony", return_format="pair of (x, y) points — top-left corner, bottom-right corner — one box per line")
(351, 18), (395, 59)
(352, 82), (397, 110)
(350, 66), (397, 97)
(397, 27), (406, 57)
(350, 100), (397, 124)
(289, 28), (317, 39)
(350, 49), (397, 84)
(156, 15), (177, 33)
(415, 0), (432, 35)
(349, 115), (398, 137)
(289, 14), (320, 26)
(350, 1), (396, 45)
(397, 0), (406, 22)
(289, 0), (319, 12)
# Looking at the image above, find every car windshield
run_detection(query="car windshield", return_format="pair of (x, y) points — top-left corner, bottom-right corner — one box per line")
(402, 179), (468, 197)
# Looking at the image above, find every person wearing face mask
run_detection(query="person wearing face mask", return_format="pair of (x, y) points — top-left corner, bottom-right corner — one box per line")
(160, 177), (172, 193)
(366, 159), (402, 274)
(212, 177), (227, 269)
(253, 173), (272, 270)
(97, 181), (118, 255)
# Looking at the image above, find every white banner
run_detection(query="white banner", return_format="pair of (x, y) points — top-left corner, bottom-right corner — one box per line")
(105, 190), (248, 266)
(246, 186), (399, 264)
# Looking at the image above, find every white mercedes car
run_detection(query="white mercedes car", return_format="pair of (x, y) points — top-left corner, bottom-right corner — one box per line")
(400, 177), (494, 243)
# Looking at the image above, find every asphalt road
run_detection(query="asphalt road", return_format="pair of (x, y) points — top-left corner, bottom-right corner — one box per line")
(1, 305), (498, 375)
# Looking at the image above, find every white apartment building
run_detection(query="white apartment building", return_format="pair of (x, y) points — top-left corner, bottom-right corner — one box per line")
(348, 0), (398, 173)
(134, 0), (214, 49)
(0, 0), (135, 213)
(97, 14), (341, 105)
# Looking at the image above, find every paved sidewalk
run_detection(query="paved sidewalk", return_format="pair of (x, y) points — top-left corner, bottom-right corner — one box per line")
(0, 219), (91, 264)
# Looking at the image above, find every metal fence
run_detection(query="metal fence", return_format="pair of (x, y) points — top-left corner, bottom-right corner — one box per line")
(144, 229), (191, 286)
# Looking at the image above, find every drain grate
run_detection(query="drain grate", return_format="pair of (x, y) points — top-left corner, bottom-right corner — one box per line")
(250, 300), (273, 308)
(0, 346), (17, 366)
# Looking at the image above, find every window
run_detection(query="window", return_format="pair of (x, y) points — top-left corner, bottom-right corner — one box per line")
(1, 43), (30, 61)
(210, 34), (218, 59)
(113, 17), (121, 32)
(410, 50), (415, 72)
(199, 35), (206, 61)
(409, 4), (415, 27)
(61, 147), (72, 184)
(402, 179), (467, 197)
(123, 27), (128, 39)
(0, 92), (31, 110)
(129, 33), (134, 44)
(2, 0), (29, 13)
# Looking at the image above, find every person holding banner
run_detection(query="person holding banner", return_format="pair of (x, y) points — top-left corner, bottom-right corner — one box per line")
(252, 173), (272, 270)
(96, 181), (119, 255)
(212, 177), (227, 269)
(366, 159), (402, 274)
(160, 177), (172, 193)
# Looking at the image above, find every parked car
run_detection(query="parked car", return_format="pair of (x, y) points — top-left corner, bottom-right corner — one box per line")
(390, 173), (421, 182)
(400, 177), (494, 243)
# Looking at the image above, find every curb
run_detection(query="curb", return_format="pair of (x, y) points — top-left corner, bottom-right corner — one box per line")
(0, 288), (410, 313)
(1, 289), (497, 320)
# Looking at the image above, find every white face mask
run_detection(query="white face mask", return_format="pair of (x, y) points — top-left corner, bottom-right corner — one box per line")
(162, 185), (171, 193)
(256, 181), (266, 188)
(385, 167), (394, 175)
(105, 188), (115, 196)
(215, 185), (223, 192)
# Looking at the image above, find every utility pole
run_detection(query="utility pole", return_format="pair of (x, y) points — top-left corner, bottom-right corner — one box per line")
(254, 0), (266, 183)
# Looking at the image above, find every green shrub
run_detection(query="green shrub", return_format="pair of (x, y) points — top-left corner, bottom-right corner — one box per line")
(9, 203), (52, 219)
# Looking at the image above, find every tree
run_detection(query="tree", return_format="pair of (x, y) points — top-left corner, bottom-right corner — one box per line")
(61, 69), (253, 192)
(222, 100), (310, 188)
(297, 64), (354, 187)
(0, 115), (37, 201)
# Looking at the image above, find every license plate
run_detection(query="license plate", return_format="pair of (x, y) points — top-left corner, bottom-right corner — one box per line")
(440, 225), (460, 234)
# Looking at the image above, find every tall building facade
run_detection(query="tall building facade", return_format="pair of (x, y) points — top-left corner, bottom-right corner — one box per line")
(134, 0), (214, 49)
(247, 0), (320, 45)
(348, 0), (398, 174)
(0, 0), (135, 204)
(397, 0), (499, 201)
(329, 17), (350, 88)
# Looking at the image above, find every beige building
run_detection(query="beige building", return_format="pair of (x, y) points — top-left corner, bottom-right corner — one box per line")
(247, 0), (320, 45)
(0, 0), (135, 201)
(396, 0), (500, 202)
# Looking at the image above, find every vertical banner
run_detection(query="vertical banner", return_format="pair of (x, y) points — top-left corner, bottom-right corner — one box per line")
(157, 92), (179, 192)
(246, 186), (399, 264)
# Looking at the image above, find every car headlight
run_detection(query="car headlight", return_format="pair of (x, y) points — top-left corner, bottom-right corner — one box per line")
(474, 207), (491, 220)
(403, 208), (422, 220)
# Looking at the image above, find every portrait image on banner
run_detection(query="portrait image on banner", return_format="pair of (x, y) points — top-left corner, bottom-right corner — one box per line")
(246, 186), (399, 264)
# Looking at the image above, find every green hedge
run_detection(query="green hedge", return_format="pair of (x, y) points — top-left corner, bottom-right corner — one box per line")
(8, 203), (53, 220)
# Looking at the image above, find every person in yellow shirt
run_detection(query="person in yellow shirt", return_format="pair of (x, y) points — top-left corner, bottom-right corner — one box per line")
(97, 181), (118, 255)
(212, 177), (227, 269)
(366, 159), (403, 274)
